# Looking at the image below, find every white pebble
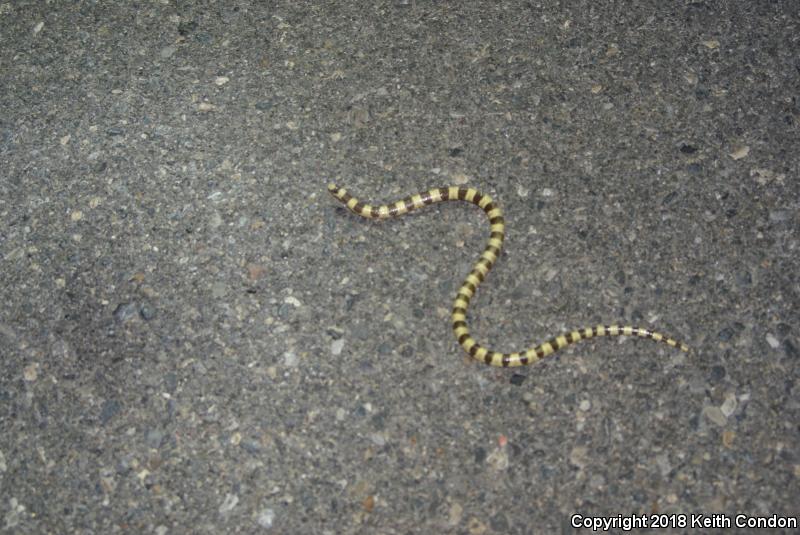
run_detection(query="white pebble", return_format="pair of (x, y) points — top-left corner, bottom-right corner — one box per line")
(219, 493), (239, 514)
(450, 172), (470, 185)
(486, 446), (509, 470)
(729, 146), (749, 160)
(331, 339), (345, 355)
(284, 296), (302, 307)
(765, 333), (780, 349)
(720, 394), (737, 417)
(23, 363), (38, 382)
(257, 508), (275, 528)
(370, 433), (386, 446)
(569, 445), (589, 468)
(283, 351), (298, 367)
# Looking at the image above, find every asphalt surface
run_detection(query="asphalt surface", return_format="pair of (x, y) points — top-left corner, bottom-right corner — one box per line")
(1, 2), (798, 533)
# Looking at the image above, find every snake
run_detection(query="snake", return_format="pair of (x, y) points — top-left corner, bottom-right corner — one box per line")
(328, 183), (689, 367)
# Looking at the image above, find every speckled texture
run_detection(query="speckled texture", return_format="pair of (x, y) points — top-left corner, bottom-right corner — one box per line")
(1, 2), (798, 533)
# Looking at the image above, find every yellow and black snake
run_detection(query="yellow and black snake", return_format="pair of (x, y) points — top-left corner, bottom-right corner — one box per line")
(328, 183), (689, 367)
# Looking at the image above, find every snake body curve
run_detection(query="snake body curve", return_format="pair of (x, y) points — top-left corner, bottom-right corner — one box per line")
(328, 183), (689, 367)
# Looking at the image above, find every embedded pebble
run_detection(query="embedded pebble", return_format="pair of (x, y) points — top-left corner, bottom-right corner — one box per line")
(468, 518), (489, 534)
(729, 146), (749, 160)
(23, 363), (38, 381)
(284, 296), (302, 307)
(208, 211), (223, 228)
(718, 326), (735, 342)
(257, 508), (275, 528)
(450, 172), (469, 185)
(569, 446), (589, 469)
(211, 282), (227, 298)
(283, 351), (299, 367)
(588, 473), (606, 489)
(702, 406), (727, 426)
(139, 303), (156, 321)
(708, 365), (726, 383)
(113, 302), (139, 323)
(4, 498), (25, 529)
(723, 430), (736, 448)
(160, 46), (177, 58)
(331, 338), (345, 355)
(765, 333), (780, 349)
(769, 210), (791, 223)
(277, 303), (293, 319)
(448, 502), (464, 526)
(219, 493), (239, 514)
(720, 394), (738, 417)
(655, 454), (672, 476)
(146, 429), (165, 448)
(486, 446), (509, 470)
(99, 400), (121, 425)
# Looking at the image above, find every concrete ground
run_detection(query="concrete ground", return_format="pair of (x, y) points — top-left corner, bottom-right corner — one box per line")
(1, 2), (798, 533)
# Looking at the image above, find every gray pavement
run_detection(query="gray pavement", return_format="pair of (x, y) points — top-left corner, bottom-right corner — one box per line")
(1, 2), (798, 533)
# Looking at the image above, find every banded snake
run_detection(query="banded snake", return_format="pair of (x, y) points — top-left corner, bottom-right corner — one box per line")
(328, 183), (689, 367)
